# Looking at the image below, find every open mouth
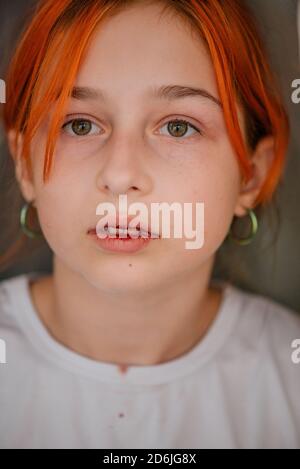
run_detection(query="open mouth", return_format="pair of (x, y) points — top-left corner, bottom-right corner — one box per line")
(89, 223), (160, 239)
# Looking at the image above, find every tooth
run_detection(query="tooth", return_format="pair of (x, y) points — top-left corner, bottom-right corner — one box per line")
(108, 227), (127, 235)
(126, 231), (139, 238)
(103, 226), (153, 238)
(140, 230), (149, 237)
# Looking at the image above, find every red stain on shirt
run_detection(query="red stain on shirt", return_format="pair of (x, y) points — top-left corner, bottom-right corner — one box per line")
(118, 364), (129, 374)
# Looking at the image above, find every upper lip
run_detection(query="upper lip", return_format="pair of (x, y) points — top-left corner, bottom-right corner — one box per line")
(88, 213), (160, 238)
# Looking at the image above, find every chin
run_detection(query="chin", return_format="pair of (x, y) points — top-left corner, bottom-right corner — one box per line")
(83, 260), (158, 293)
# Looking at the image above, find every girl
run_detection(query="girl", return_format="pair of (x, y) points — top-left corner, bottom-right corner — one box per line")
(0, 0), (299, 449)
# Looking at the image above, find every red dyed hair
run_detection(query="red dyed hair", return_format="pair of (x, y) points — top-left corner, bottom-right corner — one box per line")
(1, 0), (290, 208)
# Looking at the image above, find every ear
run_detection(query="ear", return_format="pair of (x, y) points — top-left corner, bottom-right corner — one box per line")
(7, 129), (36, 203)
(234, 135), (275, 217)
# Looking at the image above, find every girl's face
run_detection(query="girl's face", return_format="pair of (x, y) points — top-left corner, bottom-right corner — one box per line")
(15, 2), (247, 292)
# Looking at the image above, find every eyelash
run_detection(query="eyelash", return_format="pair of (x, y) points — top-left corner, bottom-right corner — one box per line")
(61, 116), (203, 141)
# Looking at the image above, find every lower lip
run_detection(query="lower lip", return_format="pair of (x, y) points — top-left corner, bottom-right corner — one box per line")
(88, 231), (158, 253)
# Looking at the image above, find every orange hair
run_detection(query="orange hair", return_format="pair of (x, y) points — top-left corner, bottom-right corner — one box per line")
(1, 0), (290, 208)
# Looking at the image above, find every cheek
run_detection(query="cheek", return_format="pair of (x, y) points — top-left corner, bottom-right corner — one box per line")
(36, 192), (75, 255)
(195, 164), (240, 250)
(34, 174), (89, 258)
(31, 136), (94, 251)
(163, 141), (241, 253)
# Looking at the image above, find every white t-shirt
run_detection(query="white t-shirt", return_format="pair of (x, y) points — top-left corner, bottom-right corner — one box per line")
(0, 271), (300, 449)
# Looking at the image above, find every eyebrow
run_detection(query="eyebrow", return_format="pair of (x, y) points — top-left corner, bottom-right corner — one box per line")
(70, 84), (222, 108)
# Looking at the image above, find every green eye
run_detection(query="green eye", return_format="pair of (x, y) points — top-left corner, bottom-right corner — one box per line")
(62, 119), (101, 136)
(161, 119), (201, 139)
(169, 121), (189, 137)
(72, 120), (91, 136)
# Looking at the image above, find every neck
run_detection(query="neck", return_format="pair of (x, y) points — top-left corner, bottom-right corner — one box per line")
(29, 254), (223, 366)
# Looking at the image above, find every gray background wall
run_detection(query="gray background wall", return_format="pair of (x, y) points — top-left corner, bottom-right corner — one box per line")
(0, 0), (299, 313)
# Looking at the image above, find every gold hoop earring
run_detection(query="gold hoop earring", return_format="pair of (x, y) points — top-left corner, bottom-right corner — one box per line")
(227, 208), (258, 246)
(20, 200), (43, 239)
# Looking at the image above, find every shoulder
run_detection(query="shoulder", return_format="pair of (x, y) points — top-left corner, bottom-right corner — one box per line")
(227, 283), (300, 360)
(0, 272), (34, 329)
(232, 284), (300, 331)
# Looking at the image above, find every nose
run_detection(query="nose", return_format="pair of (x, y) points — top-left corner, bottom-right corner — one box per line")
(95, 135), (153, 198)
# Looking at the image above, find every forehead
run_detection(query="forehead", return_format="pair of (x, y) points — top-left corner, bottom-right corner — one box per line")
(73, 2), (219, 104)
